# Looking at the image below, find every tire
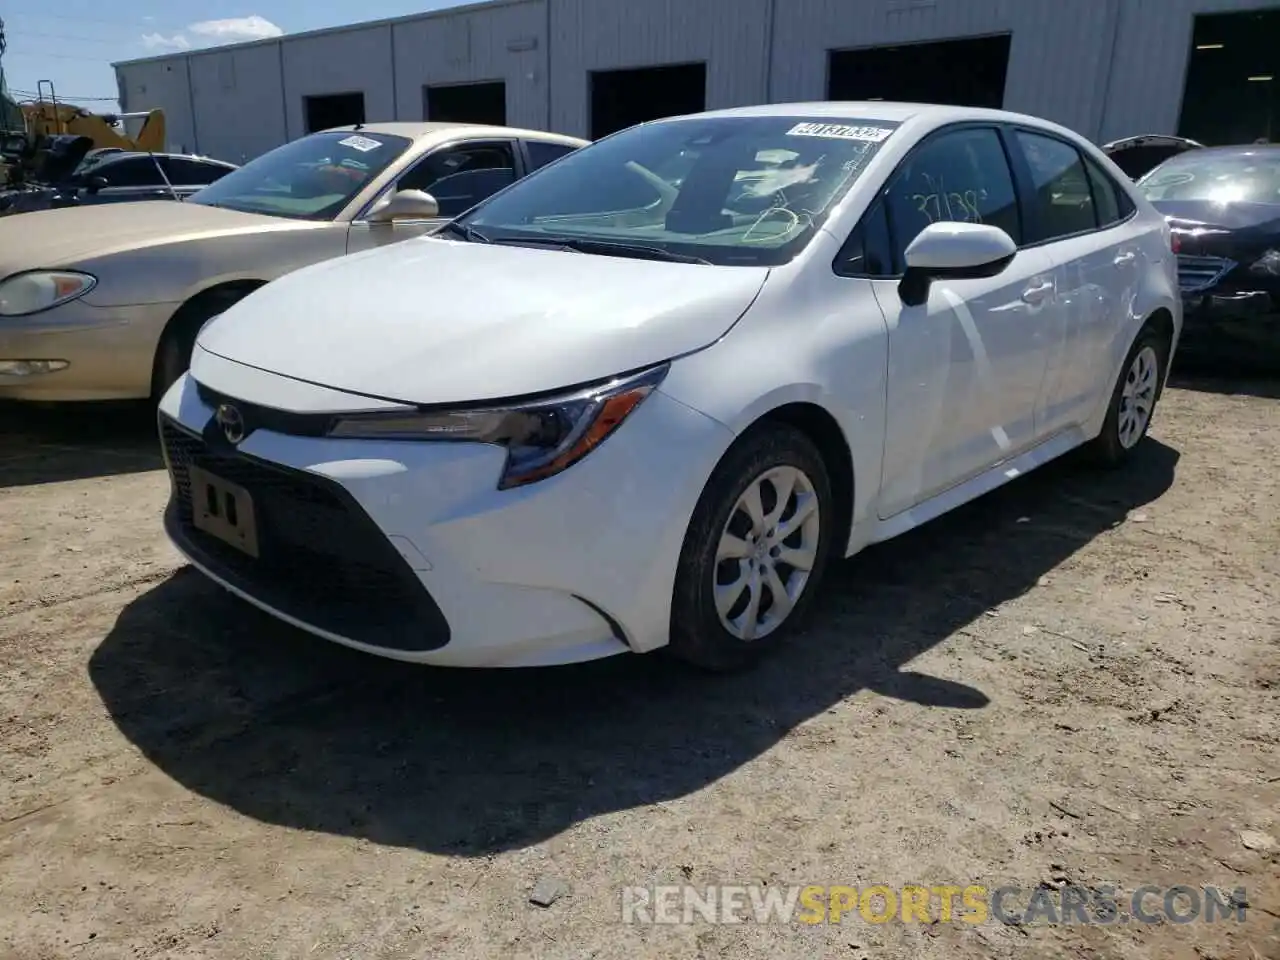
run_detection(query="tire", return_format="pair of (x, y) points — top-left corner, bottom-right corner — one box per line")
(1088, 326), (1169, 467)
(668, 422), (835, 672)
(150, 290), (248, 401)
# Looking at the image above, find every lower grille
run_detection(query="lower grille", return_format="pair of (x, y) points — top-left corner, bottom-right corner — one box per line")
(160, 416), (451, 652)
(1177, 254), (1236, 294)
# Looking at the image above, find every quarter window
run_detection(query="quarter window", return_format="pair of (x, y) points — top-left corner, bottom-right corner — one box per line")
(835, 199), (894, 278)
(883, 127), (1021, 269)
(1015, 131), (1097, 241)
(1084, 156), (1125, 227)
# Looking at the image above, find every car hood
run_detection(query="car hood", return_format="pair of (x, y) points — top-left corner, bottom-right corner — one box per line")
(1101, 134), (1204, 180)
(196, 237), (772, 405)
(1151, 199), (1280, 234)
(0, 200), (308, 275)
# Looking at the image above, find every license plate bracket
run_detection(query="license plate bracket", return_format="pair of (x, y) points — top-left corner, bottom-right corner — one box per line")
(189, 464), (260, 558)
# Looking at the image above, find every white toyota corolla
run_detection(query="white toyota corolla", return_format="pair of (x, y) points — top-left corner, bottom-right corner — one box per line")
(158, 102), (1180, 670)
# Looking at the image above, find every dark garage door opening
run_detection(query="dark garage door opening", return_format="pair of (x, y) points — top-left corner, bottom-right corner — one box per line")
(590, 63), (706, 140)
(1179, 9), (1280, 144)
(425, 81), (507, 125)
(828, 34), (1011, 109)
(304, 92), (366, 133)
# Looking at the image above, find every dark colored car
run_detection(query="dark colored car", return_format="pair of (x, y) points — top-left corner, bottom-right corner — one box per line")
(0, 150), (238, 216)
(1102, 134), (1205, 180)
(1136, 143), (1280, 367)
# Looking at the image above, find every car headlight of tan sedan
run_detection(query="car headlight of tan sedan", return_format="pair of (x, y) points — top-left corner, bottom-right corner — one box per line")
(0, 270), (97, 316)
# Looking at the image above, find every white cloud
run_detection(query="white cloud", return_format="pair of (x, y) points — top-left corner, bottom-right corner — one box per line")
(141, 32), (190, 51)
(188, 15), (284, 42)
(140, 15), (282, 53)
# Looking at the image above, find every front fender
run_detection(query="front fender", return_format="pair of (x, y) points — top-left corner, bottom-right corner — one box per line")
(78, 225), (350, 307)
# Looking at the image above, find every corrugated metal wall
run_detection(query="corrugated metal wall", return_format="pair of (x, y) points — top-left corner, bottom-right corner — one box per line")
(547, 0), (772, 133)
(393, 0), (549, 129)
(281, 26), (396, 140)
(188, 43), (287, 162)
(114, 0), (1280, 162)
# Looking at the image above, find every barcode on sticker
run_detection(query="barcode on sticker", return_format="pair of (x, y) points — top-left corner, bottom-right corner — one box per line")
(338, 135), (383, 152)
(786, 123), (893, 142)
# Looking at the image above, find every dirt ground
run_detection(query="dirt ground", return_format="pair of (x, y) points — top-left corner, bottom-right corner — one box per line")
(0, 375), (1277, 960)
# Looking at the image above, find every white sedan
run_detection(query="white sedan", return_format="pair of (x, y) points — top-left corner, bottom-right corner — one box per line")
(158, 102), (1181, 670)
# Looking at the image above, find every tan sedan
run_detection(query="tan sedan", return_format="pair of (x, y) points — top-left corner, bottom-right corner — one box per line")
(0, 122), (587, 401)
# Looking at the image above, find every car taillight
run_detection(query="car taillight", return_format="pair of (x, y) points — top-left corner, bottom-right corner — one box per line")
(1170, 231), (1181, 254)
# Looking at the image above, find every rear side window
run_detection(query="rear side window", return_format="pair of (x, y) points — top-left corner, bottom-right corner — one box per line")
(1015, 131), (1097, 242)
(98, 157), (163, 187)
(883, 126), (1021, 268)
(165, 158), (232, 185)
(525, 140), (578, 171)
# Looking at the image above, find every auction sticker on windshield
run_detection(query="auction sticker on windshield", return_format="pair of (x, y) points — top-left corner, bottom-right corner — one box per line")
(338, 135), (384, 152)
(787, 123), (894, 142)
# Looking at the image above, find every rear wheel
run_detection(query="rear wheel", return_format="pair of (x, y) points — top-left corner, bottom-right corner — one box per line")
(668, 423), (834, 672)
(1089, 327), (1168, 467)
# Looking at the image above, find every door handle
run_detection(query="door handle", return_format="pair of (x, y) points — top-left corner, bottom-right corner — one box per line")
(1114, 251), (1136, 265)
(1021, 281), (1054, 304)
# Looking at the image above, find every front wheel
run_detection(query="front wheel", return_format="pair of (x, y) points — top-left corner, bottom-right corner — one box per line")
(1089, 328), (1168, 467)
(668, 423), (834, 672)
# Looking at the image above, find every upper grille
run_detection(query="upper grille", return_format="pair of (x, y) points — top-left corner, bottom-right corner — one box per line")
(160, 416), (451, 652)
(1177, 254), (1236, 294)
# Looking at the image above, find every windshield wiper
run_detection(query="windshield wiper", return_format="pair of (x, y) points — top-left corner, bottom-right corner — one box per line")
(438, 220), (490, 243)
(491, 235), (710, 265)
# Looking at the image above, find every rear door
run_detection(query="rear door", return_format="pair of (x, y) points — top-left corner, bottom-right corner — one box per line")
(346, 139), (520, 253)
(1008, 128), (1140, 435)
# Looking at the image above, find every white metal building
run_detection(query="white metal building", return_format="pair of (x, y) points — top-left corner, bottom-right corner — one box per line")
(114, 0), (1280, 164)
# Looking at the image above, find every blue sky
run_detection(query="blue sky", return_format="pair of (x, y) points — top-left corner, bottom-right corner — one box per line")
(2, 0), (466, 111)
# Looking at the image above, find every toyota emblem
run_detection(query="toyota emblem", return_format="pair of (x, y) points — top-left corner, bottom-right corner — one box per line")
(215, 403), (246, 444)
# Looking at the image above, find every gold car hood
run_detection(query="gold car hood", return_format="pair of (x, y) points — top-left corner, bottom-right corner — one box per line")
(0, 200), (307, 274)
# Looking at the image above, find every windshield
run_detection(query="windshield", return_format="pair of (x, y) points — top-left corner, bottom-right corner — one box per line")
(187, 130), (413, 220)
(458, 115), (900, 266)
(1138, 150), (1280, 205)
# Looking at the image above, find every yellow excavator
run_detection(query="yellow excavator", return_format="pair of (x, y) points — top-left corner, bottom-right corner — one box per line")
(1, 81), (166, 188)
(20, 101), (165, 152)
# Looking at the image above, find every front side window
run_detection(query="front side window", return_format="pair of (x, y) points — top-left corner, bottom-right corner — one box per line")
(457, 116), (901, 267)
(883, 126), (1021, 267)
(1137, 149), (1280, 205)
(1016, 130), (1097, 242)
(188, 130), (413, 220)
(396, 142), (517, 218)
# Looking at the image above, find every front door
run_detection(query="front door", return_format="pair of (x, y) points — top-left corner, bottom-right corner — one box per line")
(870, 125), (1061, 518)
(346, 139), (520, 254)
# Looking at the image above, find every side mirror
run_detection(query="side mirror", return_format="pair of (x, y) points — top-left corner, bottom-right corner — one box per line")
(86, 175), (109, 194)
(898, 222), (1017, 307)
(368, 189), (439, 223)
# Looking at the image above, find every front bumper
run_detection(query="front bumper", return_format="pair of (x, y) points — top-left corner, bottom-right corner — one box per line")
(158, 367), (733, 667)
(0, 299), (178, 401)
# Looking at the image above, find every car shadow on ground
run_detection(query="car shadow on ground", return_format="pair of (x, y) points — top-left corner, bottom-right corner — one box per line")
(88, 440), (1179, 857)
(0, 401), (163, 488)
(1167, 370), (1280, 401)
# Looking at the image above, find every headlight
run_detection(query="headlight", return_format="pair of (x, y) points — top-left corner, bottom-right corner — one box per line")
(0, 270), (97, 317)
(327, 363), (669, 489)
(1249, 249), (1280, 276)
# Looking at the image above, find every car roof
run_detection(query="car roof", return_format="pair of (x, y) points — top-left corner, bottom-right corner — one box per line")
(318, 121), (589, 148)
(659, 101), (1097, 145)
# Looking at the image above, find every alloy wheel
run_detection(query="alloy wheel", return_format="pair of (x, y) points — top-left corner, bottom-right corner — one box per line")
(713, 465), (822, 641)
